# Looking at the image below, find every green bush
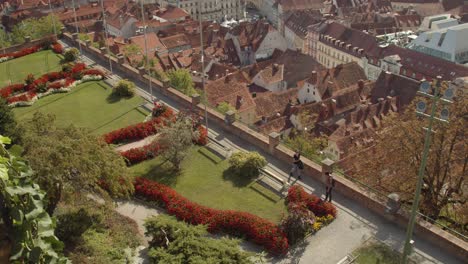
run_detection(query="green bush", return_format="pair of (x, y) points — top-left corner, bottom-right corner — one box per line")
(112, 79), (136, 98)
(61, 62), (73, 73)
(228, 151), (267, 178)
(64, 48), (79, 62)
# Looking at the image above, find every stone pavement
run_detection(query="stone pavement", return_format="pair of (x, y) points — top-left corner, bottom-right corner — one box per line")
(60, 39), (464, 264)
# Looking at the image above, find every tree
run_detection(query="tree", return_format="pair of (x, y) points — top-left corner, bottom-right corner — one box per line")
(158, 114), (199, 170)
(217, 102), (236, 115)
(167, 69), (197, 96)
(284, 133), (327, 162)
(0, 30), (11, 48)
(63, 48), (79, 62)
(228, 151), (267, 178)
(123, 43), (142, 65)
(281, 203), (315, 245)
(112, 79), (136, 97)
(351, 88), (467, 219)
(11, 14), (63, 44)
(144, 215), (253, 264)
(0, 98), (19, 142)
(19, 112), (134, 214)
(0, 135), (69, 263)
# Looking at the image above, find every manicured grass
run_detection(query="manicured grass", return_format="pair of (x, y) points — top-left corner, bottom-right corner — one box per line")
(13, 81), (149, 134)
(130, 147), (287, 223)
(354, 243), (403, 264)
(0, 50), (63, 87)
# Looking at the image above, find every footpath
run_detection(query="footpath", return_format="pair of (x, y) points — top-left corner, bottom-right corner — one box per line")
(61, 39), (463, 264)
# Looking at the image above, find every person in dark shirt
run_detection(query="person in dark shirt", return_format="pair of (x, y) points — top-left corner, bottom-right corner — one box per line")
(288, 151), (303, 182)
(324, 172), (335, 202)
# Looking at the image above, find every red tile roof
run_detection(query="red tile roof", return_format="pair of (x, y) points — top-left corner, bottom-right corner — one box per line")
(254, 88), (299, 119)
(160, 34), (191, 50)
(284, 10), (322, 38)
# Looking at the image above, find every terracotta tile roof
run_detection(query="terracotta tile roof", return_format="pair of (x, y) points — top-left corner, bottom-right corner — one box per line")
(371, 71), (420, 109)
(229, 20), (273, 52)
(207, 63), (238, 80)
(160, 34), (190, 50)
(205, 72), (255, 113)
(57, 4), (102, 22)
(257, 116), (293, 134)
(258, 64), (284, 84)
(129, 32), (167, 58)
(223, 39), (241, 65)
(284, 10), (322, 39)
(273, 49), (325, 87)
(153, 6), (189, 21)
(254, 88), (299, 119)
(279, 0), (324, 11)
(106, 10), (136, 30)
(319, 21), (381, 57)
(394, 14), (422, 28)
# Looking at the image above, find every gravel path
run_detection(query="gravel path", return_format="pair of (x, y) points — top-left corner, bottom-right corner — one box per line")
(115, 135), (158, 152)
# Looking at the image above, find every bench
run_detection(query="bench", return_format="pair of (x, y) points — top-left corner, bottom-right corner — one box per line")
(258, 168), (290, 196)
(206, 135), (232, 158)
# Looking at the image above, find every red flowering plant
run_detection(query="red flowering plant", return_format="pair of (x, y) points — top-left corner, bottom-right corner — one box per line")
(120, 142), (162, 165)
(82, 68), (105, 77)
(0, 84), (25, 98)
(286, 185), (337, 218)
(104, 108), (175, 144)
(151, 101), (168, 117)
(133, 177), (289, 255)
(52, 43), (64, 54)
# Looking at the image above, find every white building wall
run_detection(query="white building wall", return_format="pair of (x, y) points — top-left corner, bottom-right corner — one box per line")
(297, 82), (321, 104)
(256, 31), (288, 59)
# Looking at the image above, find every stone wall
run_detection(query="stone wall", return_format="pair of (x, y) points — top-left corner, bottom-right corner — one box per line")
(62, 33), (468, 261)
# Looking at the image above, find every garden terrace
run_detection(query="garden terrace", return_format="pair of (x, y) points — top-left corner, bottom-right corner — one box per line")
(14, 81), (150, 134)
(0, 50), (63, 87)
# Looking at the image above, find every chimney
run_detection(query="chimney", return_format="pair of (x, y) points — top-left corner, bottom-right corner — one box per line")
(358, 79), (364, 90)
(225, 69), (229, 77)
(331, 99), (337, 115)
(310, 71), (317, 84)
(328, 81), (334, 95)
(225, 73), (231, 83)
(272, 63), (279, 75)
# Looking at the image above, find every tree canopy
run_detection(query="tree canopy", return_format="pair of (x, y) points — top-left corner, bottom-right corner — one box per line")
(0, 98), (19, 143)
(18, 112), (134, 214)
(167, 69), (197, 96)
(11, 14), (62, 45)
(351, 84), (467, 220)
(144, 215), (253, 264)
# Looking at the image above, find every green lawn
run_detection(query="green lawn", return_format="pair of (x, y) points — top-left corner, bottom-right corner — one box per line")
(354, 242), (403, 264)
(0, 50), (63, 87)
(14, 81), (149, 134)
(130, 147), (287, 223)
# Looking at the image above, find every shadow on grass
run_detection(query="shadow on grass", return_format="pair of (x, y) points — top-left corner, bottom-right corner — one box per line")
(140, 159), (180, 187)
(106, 92), (123, 103)
(198, 147), (224, 164)
(249, 183), (281, 203)
(222, 167), (255, 188)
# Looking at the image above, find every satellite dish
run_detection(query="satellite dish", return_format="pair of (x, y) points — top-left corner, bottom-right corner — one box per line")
(419, 81), (431, 93)
(443, 88), (455, 100)
(440, 108), (449, 121)
(416, 101), (426, 112)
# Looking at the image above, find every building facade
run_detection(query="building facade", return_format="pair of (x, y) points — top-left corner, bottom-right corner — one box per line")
(163, 0), (244, 21)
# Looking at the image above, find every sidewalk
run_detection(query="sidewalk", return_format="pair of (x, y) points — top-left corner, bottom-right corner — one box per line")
(61, 39), (463, 264)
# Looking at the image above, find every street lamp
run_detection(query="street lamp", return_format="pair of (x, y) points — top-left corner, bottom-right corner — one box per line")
(402, 76), (454, 263)
(140, 0), (153, 100)
(198, 1), (209, 132)
(100, 0), (113, 73)
(71, 0), (83, 58)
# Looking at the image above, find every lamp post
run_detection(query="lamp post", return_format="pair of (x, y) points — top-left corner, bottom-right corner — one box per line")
(101, 0), (113, 73)
(47, 0), (57, 36)
(198, 0), (209, 131)
(140, 0), (153, 100)
(402, 76), (454, 263)
(71, 0), (83, 58)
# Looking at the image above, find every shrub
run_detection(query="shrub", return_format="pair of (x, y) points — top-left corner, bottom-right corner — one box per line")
(103, 108), (174, 144)
(120, 142), (161, 165)
(281, 202), (315, 244)
(64, 48), (79, 62)
(112, 79), (136, 98)
(134, 177), (289, 255)
(228, 151), (267, 178)
(287, 185), (337, 218)
(151, 101), (167, 117)
(61, 63), (73, 73)
(24, 74), (35, 85)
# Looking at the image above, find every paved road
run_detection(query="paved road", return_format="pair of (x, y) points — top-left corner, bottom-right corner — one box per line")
(61, 40), (463, 264)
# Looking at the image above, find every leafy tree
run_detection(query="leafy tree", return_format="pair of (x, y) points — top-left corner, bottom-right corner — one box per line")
(0, 30), (11, 48)
(0, 98), (19, 142)
(19, 112), (134, 214)
(112, 79), (136, 97)
(123, 43), (142, 65)
(63, 48), (79, 62)
(167, 69), (197, 96)
(284, 133), (327, 163)
(0, 135), (69, 263)
(228, 151), (267, 178)
(217, 102), (236, 115)
(158, 114), (199, 171)
(144, 215), (253, 264)
(11, 14), (62, 44)
(351, 86), (467, 219)
(281, 203), (315, 244)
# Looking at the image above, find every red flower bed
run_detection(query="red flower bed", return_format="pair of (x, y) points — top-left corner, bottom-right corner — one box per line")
(0, 84), (25, 98)
(82, 68), (105, 77)
(72, 63), (86, 73)
(0, 45), (41, 59)
(7, 92), (36, 104)
(286, 185), (337, 218)
(120, 142), (162, 165)
(134, 177), (289, 255)
(52, 43), (63, 54)
(104, 108), (175, 144)
(195, 126), (208, 145)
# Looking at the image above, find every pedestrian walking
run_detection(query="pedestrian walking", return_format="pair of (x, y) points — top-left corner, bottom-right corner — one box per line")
(288, 151), (303, 182)
(324, 172), (335, 202)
